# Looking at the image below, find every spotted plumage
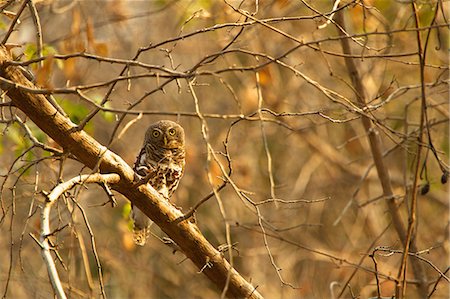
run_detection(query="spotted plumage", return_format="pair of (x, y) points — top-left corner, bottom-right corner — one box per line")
(131, 120), (185, 246)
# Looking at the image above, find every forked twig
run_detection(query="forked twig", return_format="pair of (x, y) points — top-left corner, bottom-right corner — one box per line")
(40, 173), (120, 299)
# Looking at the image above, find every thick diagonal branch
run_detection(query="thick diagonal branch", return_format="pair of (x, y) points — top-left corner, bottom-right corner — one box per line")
(0, 46), (263, 299)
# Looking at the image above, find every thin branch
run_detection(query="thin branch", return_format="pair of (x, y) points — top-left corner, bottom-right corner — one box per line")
(40, 173), (120, 299)
(1, 0), (28, 44)
(186, 79), (235, 298)
(71, 195), (108, 298)
(373, 247), (449, 283)
(398, 3), (437, 298)
(235, 222), (417, 285)
(334, 9), (428, 297)
(428, 267), (450, 298)
(369, 249), (382, 298)
(337, 223), (392, 298)
(175, 181), (227, 223)
(256, 72), (277, 205)
(26, 0), (43, 67)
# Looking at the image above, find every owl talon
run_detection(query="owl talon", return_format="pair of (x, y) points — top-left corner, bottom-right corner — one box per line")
(174, 211), (196, 224)
(133, 172), (143, 182)
(133, 171), (153, 188)
(132, 175), (144, 188)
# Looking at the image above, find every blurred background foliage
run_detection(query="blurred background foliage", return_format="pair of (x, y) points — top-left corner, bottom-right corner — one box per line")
(0, 0), (448, 298)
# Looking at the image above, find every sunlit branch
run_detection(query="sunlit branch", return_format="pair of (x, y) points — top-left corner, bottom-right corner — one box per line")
(39, 173), (120, 299)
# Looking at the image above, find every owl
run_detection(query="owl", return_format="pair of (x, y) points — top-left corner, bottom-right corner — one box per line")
(131, 120), (186, 246)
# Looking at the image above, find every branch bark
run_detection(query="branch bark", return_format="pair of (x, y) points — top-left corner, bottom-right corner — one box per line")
(334, 10), (428, 298)
(0, 46), (263, 299)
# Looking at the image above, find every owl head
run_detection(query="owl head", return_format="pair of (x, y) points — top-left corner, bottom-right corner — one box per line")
(144, 120), (185, 150)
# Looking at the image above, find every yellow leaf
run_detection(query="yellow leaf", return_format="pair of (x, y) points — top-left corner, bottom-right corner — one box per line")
(35, 56), (54, 88)
(94, 43), (108, 56)
(86, 17), (95, 47)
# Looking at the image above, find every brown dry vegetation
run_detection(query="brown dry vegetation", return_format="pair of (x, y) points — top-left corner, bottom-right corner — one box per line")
(0, 1), (448, 298)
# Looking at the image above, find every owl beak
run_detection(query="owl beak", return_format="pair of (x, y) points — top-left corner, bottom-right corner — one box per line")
(163, 135), (168, 146)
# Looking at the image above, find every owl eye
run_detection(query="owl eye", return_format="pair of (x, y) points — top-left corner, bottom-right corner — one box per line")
(152, 130), (160, 138)
(168, 128), (176, 136)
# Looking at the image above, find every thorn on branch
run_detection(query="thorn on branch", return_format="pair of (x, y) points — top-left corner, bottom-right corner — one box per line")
(161, 236), (181, 254)
(175, 181), (227, 223)
(47, 223), (70, 238)
(218, 242), (240, 257)
(198, 257), (213, 274)
(98, 181), (117, 207)
(29, 233), (44, 249)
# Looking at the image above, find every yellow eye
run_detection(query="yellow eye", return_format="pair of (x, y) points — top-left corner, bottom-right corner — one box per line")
(152, 130), (160, 138)
(168, 128), (176, 136)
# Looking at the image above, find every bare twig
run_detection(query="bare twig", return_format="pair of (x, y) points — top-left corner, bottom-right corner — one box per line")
(27, 0), (43, 67)
(399, 2), (442, 297)
(370, 248), (384, 298)
(40, 173), (120, 299)
(186, 79), (235, 298)
(1, 0), (28, 44)
(175, 181), (227, 223)
(334, 8), (428, 297)
(71, 195), (108, 298)
(428, 267), (450, 298)
(256, 72), (277, 205)
(337, 223), (392, 298)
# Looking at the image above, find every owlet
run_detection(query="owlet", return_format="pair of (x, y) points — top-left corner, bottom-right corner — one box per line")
(131, 120), (186, 246)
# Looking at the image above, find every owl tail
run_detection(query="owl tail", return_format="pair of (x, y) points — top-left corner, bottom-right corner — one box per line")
(131, 205), (152, 246)
(133, 226), (150, 246)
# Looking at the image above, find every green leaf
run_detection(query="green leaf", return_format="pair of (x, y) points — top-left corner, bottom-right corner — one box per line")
(122, 202), (131, 218)
(0, 20), (7, 30)
(56, 98), (95, 134)
(41, 44), (57, 56)
(122, 202), (134, 231)
(5, 123), (33, 159)
(24, 43), (58, 60)
(89, 94), (116, 123)
(57, 99), (90, 124)
(23, 43), (38, 60)
(23, 43), (64, 69)
(442, 132), (449, 157)
(101, 102), (116, 123)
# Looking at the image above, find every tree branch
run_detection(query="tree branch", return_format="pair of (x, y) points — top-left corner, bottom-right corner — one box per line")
(334, 10), (428, 298)
(41, 173), (120, 299)
(0, 46), (263, 299)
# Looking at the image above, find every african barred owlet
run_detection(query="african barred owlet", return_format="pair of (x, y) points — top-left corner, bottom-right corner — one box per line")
(131, 120), (185, 246)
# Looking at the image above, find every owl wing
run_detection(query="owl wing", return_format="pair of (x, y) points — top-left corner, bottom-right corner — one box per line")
(131, 147), (154, 246)
(165, 163), (184, 198)
(133, 147), (150, 177)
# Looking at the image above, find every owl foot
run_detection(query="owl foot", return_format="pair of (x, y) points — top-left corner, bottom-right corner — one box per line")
(132, 171), (153, 188)
(174, 210), (197, 224)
